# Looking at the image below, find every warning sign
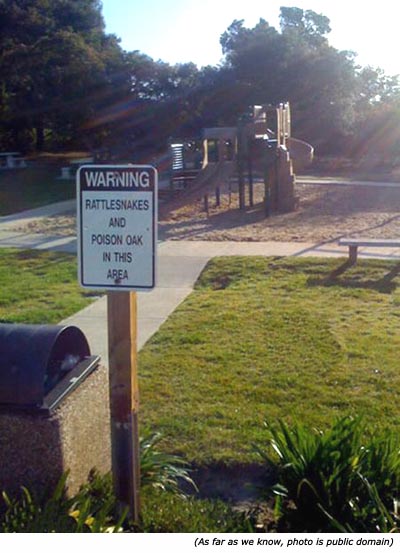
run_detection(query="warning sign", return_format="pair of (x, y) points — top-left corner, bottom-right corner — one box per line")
(77, 165), (157, 290)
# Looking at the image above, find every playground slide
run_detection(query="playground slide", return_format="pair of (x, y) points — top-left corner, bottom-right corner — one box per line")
(286, 137), (314, 172)
(160, 161), (235, 216)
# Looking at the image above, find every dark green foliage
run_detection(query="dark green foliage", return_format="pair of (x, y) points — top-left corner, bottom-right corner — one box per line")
(322, 474), (398, 533)
(140, 432), (197, 496)
(0, 473), (125, 533)
(1, 2), (399, 155)
(1, 473), (74, 532)
(259, 417), (400, 532)
(219, 11), (360, 150)
(0, 432), (200, 532)
(0, 0), (129, 151)
(279, 7), (331, 39)
(1, 471), (245, 533)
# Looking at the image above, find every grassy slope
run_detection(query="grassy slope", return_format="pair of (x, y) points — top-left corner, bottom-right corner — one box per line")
(0, 249), (95, 323)
(0, 167), (75, 215)
(139, 256), (400, 464)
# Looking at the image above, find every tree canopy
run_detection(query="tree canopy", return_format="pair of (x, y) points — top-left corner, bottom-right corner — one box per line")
(0, 2), (399, 156)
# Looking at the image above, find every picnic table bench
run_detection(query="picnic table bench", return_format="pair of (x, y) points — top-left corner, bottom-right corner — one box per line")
(59, 157), (94, 180)
(0, 152), (27, 169)
(338, 238), (400, 263)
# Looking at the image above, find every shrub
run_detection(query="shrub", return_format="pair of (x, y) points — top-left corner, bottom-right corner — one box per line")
(0, 432), (198, 532)
(258, 417), (400, 532)
(140, 432), (197, 496)
(0, 473), (125, 533)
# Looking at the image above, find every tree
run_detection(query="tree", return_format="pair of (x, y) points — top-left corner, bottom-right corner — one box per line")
(349, 66), (400, 160)
(218, 8), (361, 151)
(355, 66), (400, 108)
(279, 7), (331, 44)
(0, 0), (128, 150)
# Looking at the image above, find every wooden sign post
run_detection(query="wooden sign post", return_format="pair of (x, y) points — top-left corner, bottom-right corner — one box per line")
(77, 165), (157, 522)
(107, 290), (140, 521)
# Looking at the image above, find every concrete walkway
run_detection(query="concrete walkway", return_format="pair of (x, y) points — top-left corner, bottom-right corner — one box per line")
(0, 200), (77, 252)
(0, 199), (75, 226)
(62, 239), (400, 364)
(2, 201), (400, 364)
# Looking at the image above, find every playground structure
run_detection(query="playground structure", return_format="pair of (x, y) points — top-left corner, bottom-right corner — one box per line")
(168, 102), (313, 216)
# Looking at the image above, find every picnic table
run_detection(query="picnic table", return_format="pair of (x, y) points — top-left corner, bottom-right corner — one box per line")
(0, 152), (27, 169)
(338, 238), (400, 263)
(59, 157), (94, 180)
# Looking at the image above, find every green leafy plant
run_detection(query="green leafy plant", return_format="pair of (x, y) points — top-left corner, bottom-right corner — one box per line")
(1, 474), (74, 533)
(321, 474), (399, 533)
(140, 432), (197, 496)
(0, 472), (125, 533)
(0, 432), (198, 532)
(361, 431), (400, 505)
(258, 417), (400, 532)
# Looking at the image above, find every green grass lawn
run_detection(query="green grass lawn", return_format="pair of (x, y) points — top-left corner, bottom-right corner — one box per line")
(0, 167), (75, 215)
(0, 248), (95, 323)
(139, 256), (400, 465)
(2, 250), (400, 531)
(2, 249), (400, 470)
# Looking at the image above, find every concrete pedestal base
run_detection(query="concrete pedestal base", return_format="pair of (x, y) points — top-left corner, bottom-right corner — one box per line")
(0, 364), (111, 497)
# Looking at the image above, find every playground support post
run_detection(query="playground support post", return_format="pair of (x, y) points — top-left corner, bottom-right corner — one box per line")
(264, 161), (271, 218)
(247, 153), (254, 208)
(238, 165), (246, 210)
(215, 186), (221, 207)
(237, 116), (248, 211)
(204, 194), (209, 214)
(273, 154), (279, 212)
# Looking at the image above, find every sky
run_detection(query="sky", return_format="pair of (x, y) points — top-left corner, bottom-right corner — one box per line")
(101, 0), (400, 76)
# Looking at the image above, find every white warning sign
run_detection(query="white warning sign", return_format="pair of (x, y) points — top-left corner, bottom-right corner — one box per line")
(77, 165), (157, 290)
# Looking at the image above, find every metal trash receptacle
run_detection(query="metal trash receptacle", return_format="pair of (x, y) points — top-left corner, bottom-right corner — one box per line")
(0, 322), (110, 495)
(0, 323), (96, 409)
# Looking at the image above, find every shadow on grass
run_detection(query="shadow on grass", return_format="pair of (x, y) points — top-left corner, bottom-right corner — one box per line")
(181, 462), (275, 503)
(307, 260), (400, 294)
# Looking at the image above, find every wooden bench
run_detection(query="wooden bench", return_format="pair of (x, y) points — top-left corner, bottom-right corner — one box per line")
(59, 166), (73, 180)
(0, 152), (22, 169)
(58, 157), (94, 180)
(338, 238), (400, 263)
(14, 157), (27, 168)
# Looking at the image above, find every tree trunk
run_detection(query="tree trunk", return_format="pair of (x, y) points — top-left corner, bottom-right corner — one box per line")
(35, 121), (45, 151)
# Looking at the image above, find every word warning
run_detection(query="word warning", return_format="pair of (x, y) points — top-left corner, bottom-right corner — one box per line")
(77, 165), (157, 290)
